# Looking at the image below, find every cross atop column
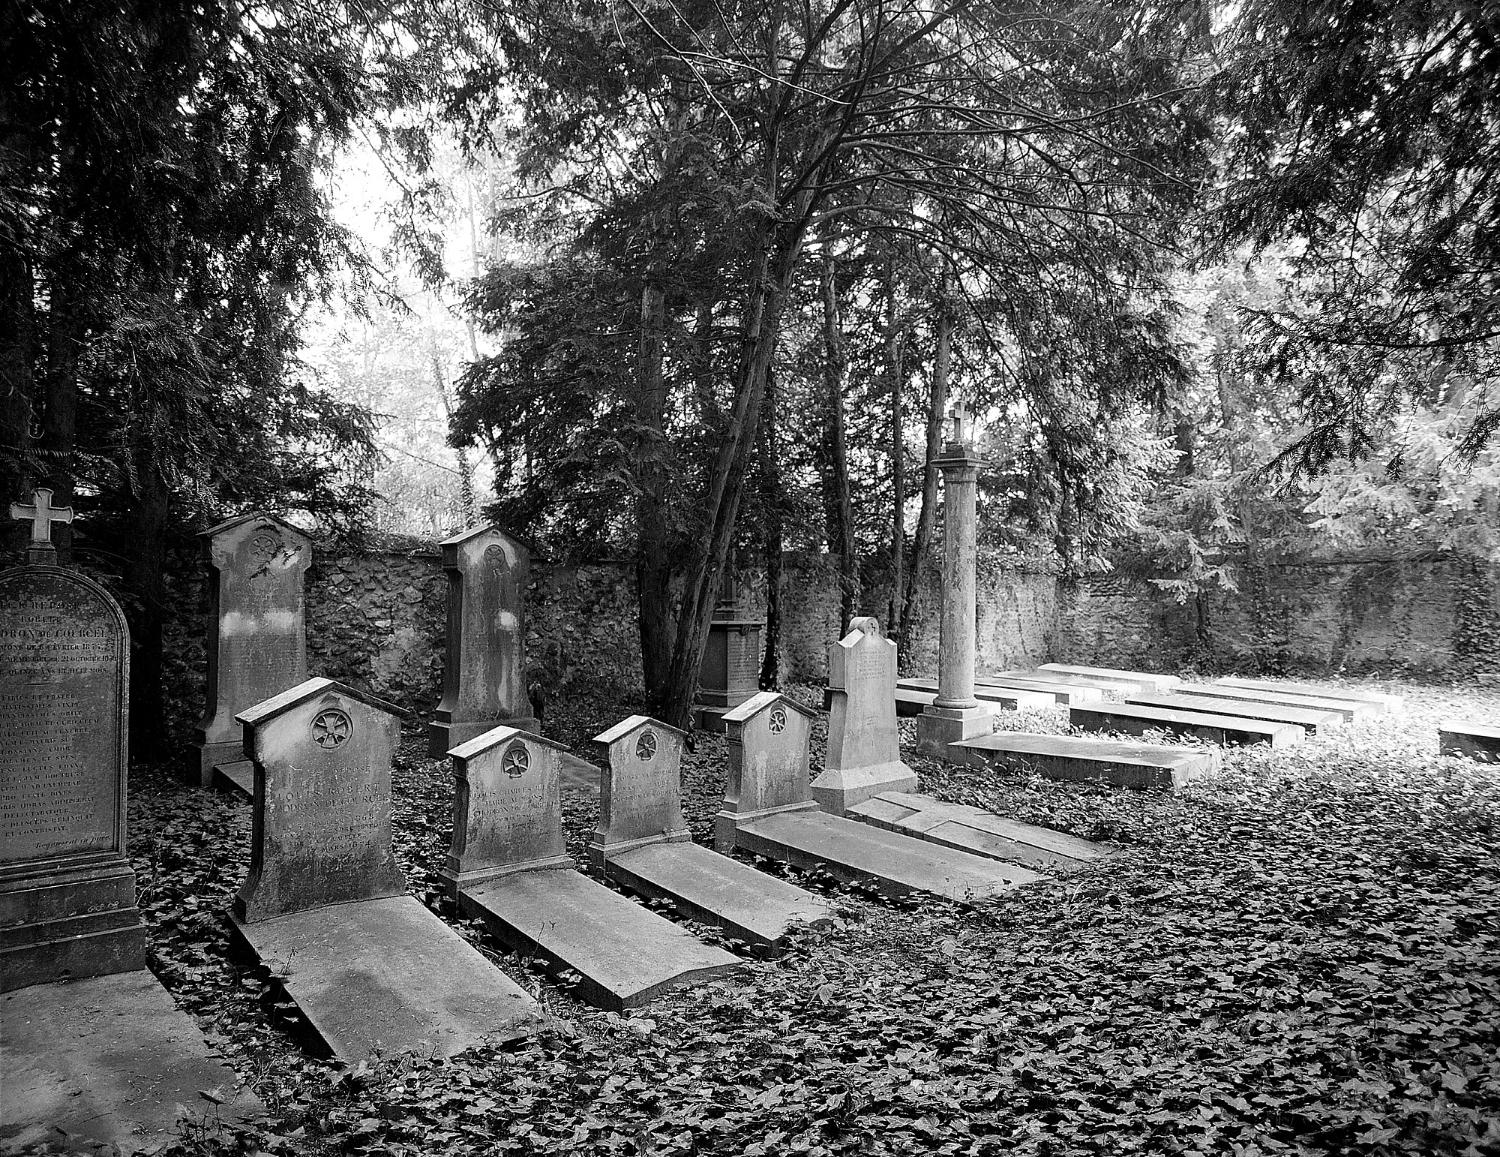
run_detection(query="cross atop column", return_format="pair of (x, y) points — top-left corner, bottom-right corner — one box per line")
(10, 488), (74, 564)
(947, 403), (972, 448)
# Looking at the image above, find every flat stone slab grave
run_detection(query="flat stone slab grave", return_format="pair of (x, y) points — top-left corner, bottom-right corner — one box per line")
(3, 970), (263, 1154)
(1039, 664), (1182, 693)
(1070, 703), (1303, 748)
(973, 674), (1105, 704)
(1167, 682), (1379, 722)
(953, 731), (1217, 790)
(897, 677), (1053, 711)
(845, 791), (1113, 871)
(1128, 692), (1344, 735)
(1212, 677), (1403, 714)
(990, 668), (1142, 697)
(447, 725), (742, 1009)
(592, 711), (833, 953)
(1439, 722), (1500, 762)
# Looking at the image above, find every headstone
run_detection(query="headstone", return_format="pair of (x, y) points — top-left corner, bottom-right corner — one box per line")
(2, 492), (262, 1147)
(233, 678), (542, 1060)
(813, 617), (917, 814)
(589, 715), (692, 863)
(448, 725), (742, 1008)
(193, 512), (312, 789)
(714, 690), (819, 852)
(429, 525), (538, 757)
(694, 558), (765, 732)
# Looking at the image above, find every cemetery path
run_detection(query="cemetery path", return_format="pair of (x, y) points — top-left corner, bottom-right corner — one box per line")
(120, 679), (1499, 1157)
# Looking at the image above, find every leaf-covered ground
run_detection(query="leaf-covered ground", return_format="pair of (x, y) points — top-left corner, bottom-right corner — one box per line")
(108, 678), (1500, 1156)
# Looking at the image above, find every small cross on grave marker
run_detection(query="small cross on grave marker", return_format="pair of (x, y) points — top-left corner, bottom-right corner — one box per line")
(9, 487), (74, 563)
(947, 404), (972, 448)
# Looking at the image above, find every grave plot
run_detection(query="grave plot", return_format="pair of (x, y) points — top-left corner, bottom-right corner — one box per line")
(1211, 676), (1404, 714)
(1070, 702), (1303, 748)
(1038, 664), (1182, 693)
(716, 693), (1042, 901)
(974, 673), (1106, 704)
(897, 676), (1053, 712)
(1126, 691), (1344, 735)
(447, 725), (741, 1009)
(815, 618), (917, 814)
(1167, 682), (1380, 722)
(2, 499), (262, 1151)
(592, 710), (831, 953)
(987, 668), (1142, 697)
(1439, 722), (1500, 762)
(232, 678), (543, 1060)
(950, 731), (1217, 790)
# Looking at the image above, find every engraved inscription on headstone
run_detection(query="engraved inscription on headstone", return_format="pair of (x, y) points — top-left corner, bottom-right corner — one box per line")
(716, 692), (819, 851)
(590, 716), (691, 864)
(813, 617), (917, 814)
(444, 727), (572, 888)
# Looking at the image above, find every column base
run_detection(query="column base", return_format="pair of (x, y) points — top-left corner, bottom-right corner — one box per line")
(915, 705), (991, 762)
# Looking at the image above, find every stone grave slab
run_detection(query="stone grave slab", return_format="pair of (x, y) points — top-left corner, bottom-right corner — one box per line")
(232, 678), (542, 1060)
(429, 526), (538, 757)
(894, 686), (939, 717)
(845, 791), (1113, 870)
(193, 513), (311, 788)
(2, 970), (262, 1154)
(594, 710), (831, 952)
(446, 725), (739, 1008)
(815, 617), (917, 814)
(1070, 702), (1302, 748)
(1169, 682), (1378, 722)
(1439, 722), (1500, 762)
(1212, 677), (1403, 714)
(990, 668), (1140, 697)
(1038, 664), (1181, 693)
(1128, 692), (1343, 735)
(974, 674), (1105, 704)
(952, 732), (1216, 789)
(899, 676), (1052, 712)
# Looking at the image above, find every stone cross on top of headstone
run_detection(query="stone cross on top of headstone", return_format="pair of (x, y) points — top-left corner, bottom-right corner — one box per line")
(947, 404), (973, 450)
(10, 488), (74, 564)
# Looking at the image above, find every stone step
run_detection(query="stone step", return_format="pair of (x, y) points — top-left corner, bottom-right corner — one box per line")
(974, 674), (1105, 704)
(1069, 703), (1302, 748)
(845, 791), (1112, 870)
(460, 868), (742, 1011)
(953, 731), (1216, 789)
(989, 669), (1141, 696)
(1212, 677), (1403, 714)
(731, 809), (1042, 901)
(1439, 721), (1500, 762)
(232, 894), (543, 1062)
(1128, 692), (1343, 735)
(1169, 683), (1379, 722)
(897, 678), (1054, 711)
(603, 841), (834, 951)
(1038, 664), (1181, 693)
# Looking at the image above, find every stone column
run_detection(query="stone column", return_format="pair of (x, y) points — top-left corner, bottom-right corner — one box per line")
(916, 410), (990, 760)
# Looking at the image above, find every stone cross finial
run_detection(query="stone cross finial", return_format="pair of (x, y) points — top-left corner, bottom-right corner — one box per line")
(10, 487), (73, 562)
(948, 404), (972, 447)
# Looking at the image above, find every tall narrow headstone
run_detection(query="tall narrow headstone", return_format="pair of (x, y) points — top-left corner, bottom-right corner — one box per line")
(193, 512), (312, 787)
(694, 556), (765, 732)
(429, 525), (538, 757)
(812, 616), (917, 814)
(917, 407), (990, 759)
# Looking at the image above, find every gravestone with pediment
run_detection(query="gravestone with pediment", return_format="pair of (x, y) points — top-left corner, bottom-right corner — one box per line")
(429, 525), (539, 757)
(2, 490), (262, 1150)
(714, 690), (820, 851)
(812, 616), (917, 814)
(445, 725), (740, 1008)
(233, 678), (543, 1060)
(193, 512), (312, 790)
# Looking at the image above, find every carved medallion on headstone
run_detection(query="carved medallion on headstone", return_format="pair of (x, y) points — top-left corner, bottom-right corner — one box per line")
(483, 543), (510, 572)
(247, 529), (282, 570)
(502, 741), (530, 778)
(769, 706), (788, 733)
(311, 708), (352, 749)
(636, 730), (658, 761)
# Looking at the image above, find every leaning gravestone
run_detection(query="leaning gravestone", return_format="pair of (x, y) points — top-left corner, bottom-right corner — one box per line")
(429, 525), (538, 757)
(813, 616), (917, 814)
(2, 489), (261, 1151)
(193, 512), (312, 790)
(234, 677), (543, 1060)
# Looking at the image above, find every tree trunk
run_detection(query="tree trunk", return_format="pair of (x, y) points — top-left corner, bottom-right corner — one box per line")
(634, 280), (677, 713)
(429, 346), (475, 522)
(758, 364), (783, 689)
(820, 250), (858, 630)
(0, 245), (34, 546)
(900, 288), (950, 654)
(885, 258), (905, 641)
(693, 298), (720, 429)
(125, 455), (170, 759)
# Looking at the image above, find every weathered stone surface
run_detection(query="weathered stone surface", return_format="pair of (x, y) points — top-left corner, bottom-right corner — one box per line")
(893, 686), (939, 717)
(1212, 677), (1403, 714)
(1169, 682), (1378, 721)
(953, 732), (1216, 790)
(1, 565), (145, 992)
(814, 618), (917, 814)
(732, 809), (1041, 901)
(429, 526), (538, 757)
(695, 621), (762, 712)
(974, 674), (1104, 704)
(1439, 722), (1500, 762)
(901, 677), (1052, 711)
(193, 514), (311, 785)
(1038, 664), (1180, 692)
(589, 715), (692, 865)
(989, 668), (1140, 697)
(845, 791), (1113, 869)
(235, 679), (407, 923)
(1070, 703), (1302, 748)
(1, 969), (263, 1153)
(234, 895), (542, 1061)
(1128, 692), (1343, 735)
(715, 692), (820, 851)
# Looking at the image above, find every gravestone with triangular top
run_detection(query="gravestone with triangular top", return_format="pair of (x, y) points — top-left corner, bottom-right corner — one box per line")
(193, 512), (312, 791)
(445, 724), (740, 1008)
(233, 677), (543, 1060)
(813, 616), (917, 814)
(2, 490), (262, 1151)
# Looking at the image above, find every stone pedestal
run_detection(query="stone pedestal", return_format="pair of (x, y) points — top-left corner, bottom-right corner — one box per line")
(917, 420), (988, 761)
(694, 617), (764, 732)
